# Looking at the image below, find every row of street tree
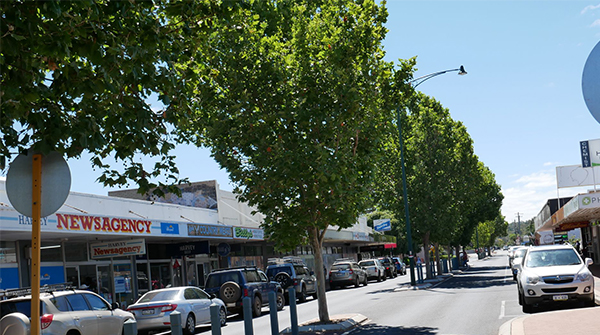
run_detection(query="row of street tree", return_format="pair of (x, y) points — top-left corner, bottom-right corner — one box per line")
(1, 0), (504, 323)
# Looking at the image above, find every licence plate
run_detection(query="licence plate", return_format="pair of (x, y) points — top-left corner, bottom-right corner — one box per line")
(142, 309), (154, 315)
(226, 303), (236, 308)
(553, 295), (568, 301)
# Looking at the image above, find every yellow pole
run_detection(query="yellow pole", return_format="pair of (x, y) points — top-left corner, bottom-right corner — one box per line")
(31, 153), (42, 335)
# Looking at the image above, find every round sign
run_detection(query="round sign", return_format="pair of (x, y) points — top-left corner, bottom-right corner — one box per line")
(582, 40), (600, 124)
(217, 243), (231, 257)
(6, 151), (71, 217)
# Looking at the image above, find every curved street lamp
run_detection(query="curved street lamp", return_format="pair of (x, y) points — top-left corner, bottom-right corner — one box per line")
(399, 65), (467, 286)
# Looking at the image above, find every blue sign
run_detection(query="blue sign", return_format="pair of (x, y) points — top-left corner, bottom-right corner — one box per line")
(161, 222), (180, 235)
(374, 219), (391, 232)
(0, 268), (20, 289)
(40, 266), (65, 285)
(217, 243), (231, 257)
(581, 141), (591, 168)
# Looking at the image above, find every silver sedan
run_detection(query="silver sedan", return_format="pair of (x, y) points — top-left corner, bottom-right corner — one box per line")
(127, 286), (227, 335)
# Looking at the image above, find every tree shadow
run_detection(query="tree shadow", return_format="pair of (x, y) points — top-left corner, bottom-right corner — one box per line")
(319, 324), (438, 335)
(434, 265), (515, 289)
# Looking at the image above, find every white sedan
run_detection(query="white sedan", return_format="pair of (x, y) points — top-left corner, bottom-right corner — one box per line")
(127, 286), (227, 335)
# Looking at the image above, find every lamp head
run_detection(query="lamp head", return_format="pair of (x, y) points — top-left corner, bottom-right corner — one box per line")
(458, 65), (467, 75)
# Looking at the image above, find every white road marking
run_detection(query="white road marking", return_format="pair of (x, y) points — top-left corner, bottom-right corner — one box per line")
(499, 300), (505, 319)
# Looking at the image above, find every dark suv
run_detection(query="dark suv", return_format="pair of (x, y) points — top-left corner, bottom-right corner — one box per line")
(203, 267), (284, 317)
(266, 258), (317, 303)
(378, 257), (398, 278)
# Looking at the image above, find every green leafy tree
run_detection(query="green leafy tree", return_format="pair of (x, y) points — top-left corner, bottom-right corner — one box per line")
(1, 0), (238, 194)
(191, 0), (405, 322)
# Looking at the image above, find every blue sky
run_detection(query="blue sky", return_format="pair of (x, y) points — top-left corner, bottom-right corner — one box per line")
(61, 1), (600, 225)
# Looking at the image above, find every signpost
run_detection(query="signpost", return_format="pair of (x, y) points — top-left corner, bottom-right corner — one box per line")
(5, 151), (71, 335)
(373, 219), (392, 232)
(582, 40), (600, 124)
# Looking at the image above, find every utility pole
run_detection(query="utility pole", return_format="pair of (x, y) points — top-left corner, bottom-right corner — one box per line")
(516, 213), (523, 244)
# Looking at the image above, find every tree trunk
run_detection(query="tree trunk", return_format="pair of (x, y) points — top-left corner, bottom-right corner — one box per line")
(434, 242), (441, 276)
(423, 231), (431, 279)
(308, 226), (330, 323)
(455, 245), (461, 268)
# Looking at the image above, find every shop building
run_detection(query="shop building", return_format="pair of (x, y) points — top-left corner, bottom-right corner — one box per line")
(534, 192), (600, 263)
(0, 179), (379, 307)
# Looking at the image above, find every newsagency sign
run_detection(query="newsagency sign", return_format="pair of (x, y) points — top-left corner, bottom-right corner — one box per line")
(90, 239), (146, 259)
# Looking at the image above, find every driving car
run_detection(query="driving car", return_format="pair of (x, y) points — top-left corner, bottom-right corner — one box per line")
(514, 244), (595, 313)
(0, 283), (134, 335)
(203, 267), (284, 317)
(266, 257), (317, 303)
(377, 257), (398, 278)
(126, 286), (227, 335)
(358, 259), (386, 282)
(329, 260), (368, 289)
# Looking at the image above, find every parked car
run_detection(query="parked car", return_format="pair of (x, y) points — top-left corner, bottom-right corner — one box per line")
(266, 257), (317, 303)
(329, 261), (368, 289)
(203, 267), (284, 317)
(511, 247), (529, 280)
(377, 257), (398, 278)
(0, 283), (134, 335)
(509, 246), (527, 267)
(391, 257), (407, 275)
(358, 259), (386, 282)
(127, 286), (226, 335)
(514, 244), (595, 313)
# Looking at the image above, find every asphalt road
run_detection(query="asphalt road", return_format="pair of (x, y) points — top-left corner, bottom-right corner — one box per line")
(165, 251), (525, 335)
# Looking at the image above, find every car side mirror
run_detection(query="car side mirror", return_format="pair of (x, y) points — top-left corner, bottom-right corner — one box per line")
(209, 293), (216, 299)
(111, 302), (120, 310)
(586, 258), (593, 267)
(310, 270), (315, 275)
(512, 263), (522, 272)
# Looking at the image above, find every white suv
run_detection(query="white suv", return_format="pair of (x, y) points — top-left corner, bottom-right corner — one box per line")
(0, 285), (134, 334)
(514, 244), (595, 313)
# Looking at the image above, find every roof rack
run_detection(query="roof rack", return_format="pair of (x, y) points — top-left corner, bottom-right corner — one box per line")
(210, 266), (258, 273)
(267, 256), (306, 265)
(332, 258), (355, 264)
(0, 283), (76, 299)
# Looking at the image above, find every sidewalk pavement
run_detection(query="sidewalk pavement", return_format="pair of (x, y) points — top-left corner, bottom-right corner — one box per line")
(498, 264), (600, 335)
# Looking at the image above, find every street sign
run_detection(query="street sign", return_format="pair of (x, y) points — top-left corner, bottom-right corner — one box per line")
(374, 219), (392, 232)
(5, 151), (71, 217)
(582, 40), (600, 124)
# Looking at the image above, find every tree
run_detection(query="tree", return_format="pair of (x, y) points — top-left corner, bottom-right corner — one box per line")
(191, 0), (404, 322)
(1, 0), (238, 195)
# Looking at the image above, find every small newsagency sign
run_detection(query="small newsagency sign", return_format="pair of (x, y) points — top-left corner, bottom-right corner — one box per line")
(233, 227), (264, 240)
(90, 239), (146, 259)
(374, 219), (391, 232)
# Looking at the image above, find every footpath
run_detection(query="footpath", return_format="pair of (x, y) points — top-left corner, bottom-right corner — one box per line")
(498, 262), (600, 335)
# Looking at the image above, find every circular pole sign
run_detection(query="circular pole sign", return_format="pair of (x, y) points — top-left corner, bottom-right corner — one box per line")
(6, 151), (71, 217)
(582, 40), (600, 124)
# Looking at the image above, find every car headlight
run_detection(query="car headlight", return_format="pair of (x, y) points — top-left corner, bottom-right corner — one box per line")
(576, 271), (592, 282)
(525, 274), (540, 284)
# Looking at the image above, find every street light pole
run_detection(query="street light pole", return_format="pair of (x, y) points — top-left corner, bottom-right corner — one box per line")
(399, 65), (467, 286)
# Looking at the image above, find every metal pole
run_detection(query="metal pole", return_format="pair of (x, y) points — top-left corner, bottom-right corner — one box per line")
(242, 296), (254, 335)
(398, 108), (416, 286)
(288, 288), (298, 335)
(30, 153), (42, 335)
(268, 291), (279, 335)
(210, 303), (222, 335)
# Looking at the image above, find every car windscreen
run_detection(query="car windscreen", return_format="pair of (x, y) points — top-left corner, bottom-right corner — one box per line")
(514, 248), (527, 258)
(331, 264), (350, 270)
(137, 289), (180, 303)
(525, 249), (581, 268)
(266, 266), (292, 278)
(359, 261), (375, 267)
(378, 259), (390, 265)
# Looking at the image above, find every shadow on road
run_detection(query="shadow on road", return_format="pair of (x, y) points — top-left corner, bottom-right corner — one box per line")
(435, 265), (515, 290)
(322, 324), (438, 335)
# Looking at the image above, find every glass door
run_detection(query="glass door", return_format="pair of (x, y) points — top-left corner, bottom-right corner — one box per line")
(113, 263), (133, 308)
(66, 266), (79, 288)
(98, 265), (113, 304)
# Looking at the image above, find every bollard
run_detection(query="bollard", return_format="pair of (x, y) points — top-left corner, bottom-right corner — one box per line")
(268, 291), (279, 335)
(123, 319), (137, 335)
(170, 310), (183, 335)
(288, 288), (298, 335)
(243, 296), (254, 335)
(210, 303), (222, 335)
(417, 263), (423, 283)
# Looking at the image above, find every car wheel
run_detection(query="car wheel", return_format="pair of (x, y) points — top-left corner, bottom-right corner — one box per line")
(585, 299), (596, 307)
(276, 292), (285, 310)
(354, 277), (360, 288)
(363, 275), (368, 286)
(220, 281), (241, 303)
(383, 273), (387, 281)
(252, 295), (262, 317)
(312, 293), (318, 300)
(518, 291), (523, 306)
(330, 284), (337, 290)
(184, 313), (195, 335)
(298, 286), (307, 303)
(377, 273), (382, 282)
(274, 272), (293, 289)
(219, 307), (227, 326)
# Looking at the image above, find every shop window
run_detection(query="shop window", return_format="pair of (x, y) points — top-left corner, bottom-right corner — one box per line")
(0, 241), (17, 264)
(65, 242), (88, 262)
(40, 243), (62, 262)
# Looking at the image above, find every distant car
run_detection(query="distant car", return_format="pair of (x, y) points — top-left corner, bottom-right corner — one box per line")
(358, 259), (386, 282)
(127, 286), (227, 335)
(503, 246), (508, 251)
(377, 257), (398, 278)
(391, 257), (407, 275)
(0, 284), (134, 335)
(514, 244), (595, 313)
(203, 267), (284, 317)
(508, 246), (525, 267)
(329, 261), (368, 289)
(266, 259), (317, 303)
(511, 247), (529, 280)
